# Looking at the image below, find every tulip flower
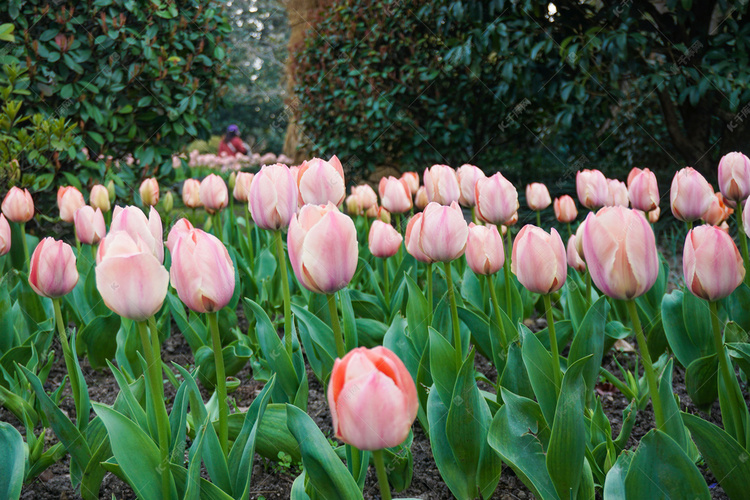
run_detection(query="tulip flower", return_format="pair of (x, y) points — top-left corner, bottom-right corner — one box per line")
(297, 156), (346, 206)
(232, 172), (254, 202)
(29, 237), (78, 298)
(670, 167), (714, 224)
(424, 164), (460, 205)
(352, 184), (378, 212)
(162, 191), (174, 214)
(414, 186), (429, 210)
(367, 205), (391, 223)
(90, 184), (111, 212)
(108, 205), (164, 263)
(554, 195), (577, 229)
(74, 206), (106, 245)
(400, 171), (420, 195)
(199, 174), (229, 214)
(182, 179), (203, 208)
(379, 176), (413, 214)
(2, 186), (34, 223)
(57, 186), (85, 223)
(626, 167), (642, 187)
(106, 180), (116, 204)
(418, 202), (468, 263)
(606, 179), (629, 207)
(576, 169), (608, 209)
(249, 163), (298, 230)
(526, 183), (552, 211)
(457, 164), (486, 208)
(628, 168), (659, 212)
(475, 173), (519, 226)
(466, 222), (507, 345)
(345, 194), (362, 216)
(648, 206), (660, 224)
(405, 213), (433, 264)
(684, 226), (744, 302)
(139, 178), (160, 207)
(166, 218), (195, 253)
(0, 214), (9, 256)
(567, 234), (585, 272)
(717, 151), (750, 207)
(369, 220), (402, 259)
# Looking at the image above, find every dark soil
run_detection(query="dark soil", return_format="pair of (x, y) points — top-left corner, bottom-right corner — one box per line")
(1, 314), (738, 499)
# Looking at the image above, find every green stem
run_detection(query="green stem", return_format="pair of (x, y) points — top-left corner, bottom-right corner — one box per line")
(686, 219), (694, 231)
(443, 261), (462, 366)
(735, 203), (750, 285)
(503, 227), (512, 315)
(585, 270), (592, 307)
(536, 210), (541, 227)
(395, 214), (403, 264)
(327, 293), (345, 358)
(275, 230), (293, 357)
(20, 222), (29, 271)
(426, 262), (433, 325)
(363, 214), (371, 243)
(383, 257), (390, 309)
(488, 273), (507, 348)
(625, 300), (665, 431)
(709, 301), (745, 441)
(75, 233), (81, 257)
(347, 444), (361, 484)
(53, 299), (83, 421)
(543, 294), (561, 393)
(372, 449), (392, 500)
(137, 321), (172, 499)
(567, 222), (573, 240)
(214, 212), (224, 243)
(471, 206), (476, 224)
(207, 312), (229, 456)
(245, 206), (255, 264)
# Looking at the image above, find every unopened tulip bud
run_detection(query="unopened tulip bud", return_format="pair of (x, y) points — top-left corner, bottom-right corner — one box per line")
(368, 220), (402, 258)
(414, 186), (429, 210)
(249, 164), (298, 230)
(553, 195), (577, 223)
(567, 234), (585, 272)
(400, 172), (420, 195)
(297, 156), (346, 206)
(424, 164), (460, 205)
(718, 151), (750, 207)
(684, 225), (744, 301)
(670, 167), (714, 222)
(525, 183), (552, 211)
(57, 186), (85, 222)
(628, 168), (659, 212)
(466, 223), (504, 275)
(233, 172), (254, 203)
(182, 179), (202, 208)
(511, 225), (567, 294)
(163, 191), (174, 213)
(106, 180), (116, 203)
(345, 194), (362, 216)
(0, 215), (10, 255)
(228, 171), (237, 190)
(606, 179), (629, 207)
(702, 192), (732, 226)
(29, 238), (78, 298)
(2, 186), (34, 223)
(74, 206), (106, 245)
(200, 174), (228, 214)
(475, 173), (519, 225)
(405, 213), (432, 263)
(376, 206), (391, 224)
(379, 176), (412, 214)
(166, 218), (195, 252)
(576, 169), (608, 209)
(626, 167), (642, 187)
(90, 184), (111, 212)
(457, 164), (486, 208)
(352, 184), (378, 211)
(418, 202), (468, 262)
(139, 178), (159, 207)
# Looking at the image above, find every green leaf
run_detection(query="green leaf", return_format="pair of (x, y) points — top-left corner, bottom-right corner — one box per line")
(657, 358), (690, 455)
(568, 296), (608, 393)
(684, 354), (718, 411)
(0, 422), (25, 500)
(520, 324), (558, 426)
(79, 314), (120, 369)
(662, 289), (712, 368)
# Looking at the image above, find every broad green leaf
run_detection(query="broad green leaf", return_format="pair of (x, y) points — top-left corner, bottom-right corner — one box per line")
(684, 354), (718, 412)
(568, 296), (608, 393)
(520, 324), (558, 426)
(0, 422), (25, 500)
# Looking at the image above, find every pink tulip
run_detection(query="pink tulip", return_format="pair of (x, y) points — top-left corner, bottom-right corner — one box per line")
(684, 225), (744, 301)
(368, 220), (402, 258)
(414, 186), (429, 210)
(576, 169), (608, 209)
(626, 167), (642, 187)
(28, 237), (78, 298)
(566, 234), (586, 272)
(417, 202), (468, 262)
(287, 202), (358, 294)
(170, 228), (235, 313)
(139, 178), (160, 207)
(424, 164), (460, 205)
(297, 156), (345, 206)
(553, 195), (577, 223)
(400, 172), (420, 195)
(648, 206), (661, 224)
(74, 206), (106, 245)
(475, 173), (519, 225)
(232, 172), (254, 202)
(249, 163), (298, 230)
(405, 213), (433, 263)
(628, 168), (659, 212)
(374, 206), (391, 223)
(2, 187), (34, 223)
(702, 192), (732, 226)
(345, 194), (363, 216)
(199, 174), (229, 214)
(90, 184), (111, 212)
(670, 167), (714, 222)
(182, 179), (203, 208)
(574, 220), (586, 260)
(526, 183), (552, 211)
(378, 176), (412, 214)
(352, 184), (378, 211)
(96, 230), (170, 320)
(465, 223), (504, 275)
(107, 205), (164, 263)
(57, 186), (85, 223)
(328, 346), (418, 450)
(0, 215), (9, 255)
(582, 206), (659, 300)
(511, 225), (566, 294)
(718, 151), (750, 207)
(166, 218), (195, 252)
(456, 164), (486, 208)
(606, 179), (629, 207)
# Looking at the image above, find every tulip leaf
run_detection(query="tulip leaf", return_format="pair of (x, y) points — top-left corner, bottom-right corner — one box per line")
(338, 289), (358, 352)
(171, 463), (234, 500)
(498, 342), (534, 401)
(167, 293), (207, 352)
(460, 266), (484, 310)
(0, 422), (25, 500)
(726, 283), (750, 332)
(520, 324), (558, 426)
(682, 412), (750, 500)
(405, 274), (430, 353)
(429, 327), (458, 407)
(195, 340), (252, 390)
(0, 274), (15, 352)
(563, 278), (588, 331)
(662, 289), (712, 368)
(727, 342), (750, 379)
(457, 306), (493, 361)
(658, 358), (694, 457)
(534, 319), (574, 353)
(494, 268), (524, 323)
(291, 302), (336, 379)
(601, 450), (632, 500)
(684, 354), (718, 412)
(354, 318), (387, 347)
(285, 404), (363, 500)
(568, 296), (608, 394)
(78, 313), (120, 370)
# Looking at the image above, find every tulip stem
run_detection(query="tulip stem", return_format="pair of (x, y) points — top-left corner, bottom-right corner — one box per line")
(136, 321), (172, 499)
(585, 270), (592, 307)
(20, 222), (29, 270)
(245, 206), (255, 264)
(372, 449), (392, 500)
(443, 262), (462, 365)
(213, 212), (224, 244)
(383, 257), (391, 310)
(567, 222), (573, 240)
(488, 274), (507, 348)
(363, 215), (370, 244)
(625, 300), (665, 431)
(327, 293), (345, 358)
(536, 210), (541, 227)
(53, 299), (84, 423)
(207, 312), (229, 456)
(735, 203), (750, 285)
(426, 263), (433, 325)
(394, 214), (403, 263)
(503, 227), (513, 316)
(274, 230), (293, 357)
(542, 294), (562, 393)
(709, 301), (746, 442)
(471, 206), (476, 224)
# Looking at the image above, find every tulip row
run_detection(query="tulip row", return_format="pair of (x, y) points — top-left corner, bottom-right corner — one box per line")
(1, 151), (750, 500)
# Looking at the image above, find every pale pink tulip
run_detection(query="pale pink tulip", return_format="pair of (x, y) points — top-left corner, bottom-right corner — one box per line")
(328, 346), (418, 450)
(606, 179), (629, 207)
(28, 238), (78, 298)
(626, 167), (642, 187)
(0, 215), (9, 255)
(368, 220), (402, 258)
(166, 218), (195, 252)
(566, 234), (586, 272)
(57, 186), (85, 222)
(511, 225), (566, 294)
(417, 202), (468, 262)
(2, 187), (34, 223)
(297, 156), (345, 206)
(553, 195), (577, 223)
(670, 167), (714, 222)
(249, 163), (298, 230)
(232, 172), (254, 202)
(287, 202), (358, 294)
(107, 205), (164, 263)
(475, 173), (519, 225)
(525, 183), (552, 211)
(182, 179), (203, 208)
(718, 151), (750, 207)
(199, 174), (229, 214)
(628, 168), (659, 212)
(378, 176), (413, 214)
(576, 169), (608, 209)
(684, 225), (744, 301)
(424, 164), (460, 205)
(465, 223), (504, 275)
(457, 164), (486, 208)
(139, 178), (159, 207)
(414, 186), (429, 210)
(400, 172), (420, 195)
(74, 206), (106, 245)
(90, 184), (111, 212)
(352, 184), (378, 211)
(702, 192), (732, 226)
(405, 213), (432, 263)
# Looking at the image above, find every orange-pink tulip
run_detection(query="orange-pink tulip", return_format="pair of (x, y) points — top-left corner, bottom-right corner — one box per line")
(368, 220), (402, 258)
(670, 167), (714, 222)
(414, 186), (429, 210)
(2, 187), (34, 223)
(628, 168), (659, 212)
(378, 176), (412, 214)
(199, 174), (229, 214)
(511, 225), (566, 294)
(553, 195), (577, 223)
(90, 184), (111, 212)
(57, 186), (85, 223)
(166, 218), (195, 252)
(567, 234), (585, 272)
(139, 178), (159, 207)
(582, 206), (658, 300)
(576, 169), (608, 209)
(0, 215), (9, 255)
(718, 151), (750, 207)
(606, 179), (629, 207)
(702, 192), (732, 226)
(417, 202), (468, 262)
(525, 183), (552, 211)
(400, 172), (420, 195)
(232, 172), (254, 203)
(424, 164), (460, 205)
(107, 205), (164, 263)
(648, 206), (661, 224)
(456, 164), (486, 208)
(297, 156), (345, 206)
(684, 225), (744, 301)
(288, 202), (358, 294)
(182, 179), (203, 208)
(475, 173), (519, 225)
(465, 223), (504, 275)
(28, 237), (78, 298)
(74, 206), (106, 245)
(249, 163), (298, 230)
(328, 346), (418, 450)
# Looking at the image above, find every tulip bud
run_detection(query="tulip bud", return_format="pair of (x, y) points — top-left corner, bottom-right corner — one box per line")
(107, 205), (164, 263)
(606, 179), (629, 207)
(287, 202), (358, 294)
(297, 156), (346, 206)
(718, 151), (750, 207)
(456, 164), (486, 208)
(702, 192), (731, 226)
(424, 164), (460, 205)
(475, 173), (519, 225)
(57, 186), (85, 222)
(553, 195), (577, 223)
(233, 172), (254, 203)
(345, 194), (362, 216)
(170, 228), (236, 312)
(328, 346), (418, 450)
(2, 186), (34, 223)
(684, 225), (744, 301)
(626, 167), (642, 187)
(567, 234), (586, 272)
(163, 191), (174, 213)
(249, 164), (298, 230)
(228, 171), (237, 190)
(525, 183), (552, 211)
(574, 220), (586, 260)
(576, 169), (608, 209)
(166, 218), (195, 252)
(352, 184), (378, 211)
(199, 174), (228, 214)
(670, 167), (714, 222)
(368, 220), (402, 258)
(0, 215), (10, 255)
(465, 223), (504, 275)
(405, 213), (432, 263)
(29, 238), (78, 298)
(106, 179), (116, 203)
(511, 225), (567, 294)
(139, 178), (160, 207)
(648, 206), (660, 224)
(414, 186), (429, 210)
(628, 168), (659, 212)
(90, 184), (111, 212)
(182, 179), (203, 208)
(400, 172), (419, 195)
(378, 176), (413, 214)
(582, 206), (659, 300)
(74, 206), (106, 245)
(416, 202), (468, 262)
(376, 206), (391, 224)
